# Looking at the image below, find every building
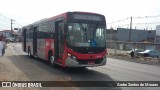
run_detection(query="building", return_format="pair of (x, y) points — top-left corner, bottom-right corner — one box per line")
(117, 28), (156, 42)
(15, 29), (22, 42)
(0, 30), (18, 42)
(106, 28), (157, 50)
(106, 29), (117, 41)
(155, 25), (160, 43)
(0, 30), (15, 38)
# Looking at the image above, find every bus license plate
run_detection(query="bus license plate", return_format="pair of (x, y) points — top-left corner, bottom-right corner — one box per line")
(88, 62), (95, 65)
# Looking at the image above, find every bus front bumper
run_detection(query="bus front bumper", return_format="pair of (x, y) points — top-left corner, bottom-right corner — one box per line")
(65, 57), (107, 67)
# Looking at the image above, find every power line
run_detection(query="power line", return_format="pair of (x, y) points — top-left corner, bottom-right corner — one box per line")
(133, 21), (160, 25)
(0, 13), (20, 32)
(133, 15), (160, 19)
(14, 21), (23, 27)
(0, 17), (10, 23)
(0, 13), (11, 20)
(108, 15), (160, 24)
(0, 22), (10, 27)
(11, 19), (15, 34)
(0, 13), (11, 30)
(0, 13), (22, 28)
(107, 17), (130, 24)
(120, 24), (130, 27)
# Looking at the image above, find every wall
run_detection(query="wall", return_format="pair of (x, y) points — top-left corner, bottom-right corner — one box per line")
(156, 25), (160, 36)
(117, 28), (156, 42)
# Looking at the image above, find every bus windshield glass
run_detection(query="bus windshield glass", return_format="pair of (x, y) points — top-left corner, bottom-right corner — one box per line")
(67, 23), (106, 47)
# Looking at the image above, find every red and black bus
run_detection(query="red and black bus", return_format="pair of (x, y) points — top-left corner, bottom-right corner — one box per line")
(22, 12), (107, 67)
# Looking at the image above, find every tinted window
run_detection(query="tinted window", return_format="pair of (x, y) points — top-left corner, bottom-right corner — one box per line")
(37, 21), (55, 38)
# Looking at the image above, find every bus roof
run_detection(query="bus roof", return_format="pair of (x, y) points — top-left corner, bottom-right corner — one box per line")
(22, 11), (105, 28)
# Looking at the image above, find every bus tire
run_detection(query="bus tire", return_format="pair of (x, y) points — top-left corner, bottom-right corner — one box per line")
(28, 48), (33, 58)
(48, 53), (56, 67)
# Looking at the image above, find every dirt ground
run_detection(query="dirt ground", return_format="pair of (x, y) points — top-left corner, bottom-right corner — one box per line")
(108, 53), (160, 65)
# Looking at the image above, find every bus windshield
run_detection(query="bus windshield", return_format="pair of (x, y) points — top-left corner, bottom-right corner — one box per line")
(67, 23), (106, 47)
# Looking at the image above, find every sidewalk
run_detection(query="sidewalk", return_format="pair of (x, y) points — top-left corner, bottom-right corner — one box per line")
(0, 43), (29, 81)
(0, 49), (15, 81)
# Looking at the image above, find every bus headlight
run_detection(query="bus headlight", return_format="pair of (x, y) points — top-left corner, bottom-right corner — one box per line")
(103, 55), (106, 59)
(68, 53), (71, 57)
(67, 53), (77, 61)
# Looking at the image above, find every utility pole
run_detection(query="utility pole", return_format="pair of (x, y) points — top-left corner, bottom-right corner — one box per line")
(11, 19), (15, 35)
(129, 17), (132, 42)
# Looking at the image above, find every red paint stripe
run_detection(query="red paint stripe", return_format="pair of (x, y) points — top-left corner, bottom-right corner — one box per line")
(45, 39), (52, 61)
(66, 48), (106, 60)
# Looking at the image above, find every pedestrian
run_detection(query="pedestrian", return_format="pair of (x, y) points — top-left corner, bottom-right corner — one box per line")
(130, 50), (134, 58)
(0, 38), (3, 56)
(2, 39), (7, 56)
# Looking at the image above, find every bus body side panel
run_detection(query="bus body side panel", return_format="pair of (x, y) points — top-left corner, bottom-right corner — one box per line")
(46, 39), (55, 61)
(44, 39), (55, 61)
(22, 39), (25, 52)
(37, 39), (46, 59)
(62, 45), (69, 67)
(45, 38), (52, 61)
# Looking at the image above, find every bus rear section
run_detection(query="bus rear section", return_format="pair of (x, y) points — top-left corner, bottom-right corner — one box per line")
(22, 12), (107, 67)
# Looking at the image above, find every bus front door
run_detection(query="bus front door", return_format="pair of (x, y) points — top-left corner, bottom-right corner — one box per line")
(55, 21), (64, 63)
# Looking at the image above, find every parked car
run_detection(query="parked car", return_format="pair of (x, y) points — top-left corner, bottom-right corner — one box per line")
(6, 37), (14, 42)
(128, 49), (143, 55)
(138, 49), (160, 58)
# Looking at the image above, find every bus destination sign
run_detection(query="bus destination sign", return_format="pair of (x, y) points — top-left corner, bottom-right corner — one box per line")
(73, 14), (103, 21)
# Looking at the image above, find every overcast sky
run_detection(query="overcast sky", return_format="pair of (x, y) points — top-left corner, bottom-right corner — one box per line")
(0, 0), (160, 30)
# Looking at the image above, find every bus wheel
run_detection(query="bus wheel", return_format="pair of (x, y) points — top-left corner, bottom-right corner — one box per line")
(48, 53), (56, 67)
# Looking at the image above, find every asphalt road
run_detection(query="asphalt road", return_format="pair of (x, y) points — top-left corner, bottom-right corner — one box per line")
(1, 43), (160, 90)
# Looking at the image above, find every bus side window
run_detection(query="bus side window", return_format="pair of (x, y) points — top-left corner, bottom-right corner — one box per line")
(29, 27), (33, 39)
(26, 28), (29, 39)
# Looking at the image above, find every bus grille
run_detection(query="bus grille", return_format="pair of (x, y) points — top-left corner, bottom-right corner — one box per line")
(77, 59), (103, 65)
